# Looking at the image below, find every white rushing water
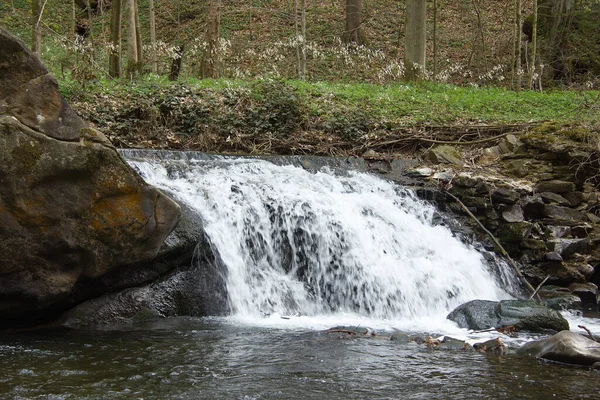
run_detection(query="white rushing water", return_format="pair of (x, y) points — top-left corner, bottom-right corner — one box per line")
(129, 155), (519, 332)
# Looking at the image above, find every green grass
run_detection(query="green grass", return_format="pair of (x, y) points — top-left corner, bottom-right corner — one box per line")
(61, 76), (598, 128)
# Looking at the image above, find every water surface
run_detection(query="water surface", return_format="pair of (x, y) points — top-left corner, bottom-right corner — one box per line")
(1, 317), (598, 400)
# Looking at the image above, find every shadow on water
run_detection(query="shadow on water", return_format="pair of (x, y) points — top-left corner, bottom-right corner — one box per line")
(1, 317), (599, 399)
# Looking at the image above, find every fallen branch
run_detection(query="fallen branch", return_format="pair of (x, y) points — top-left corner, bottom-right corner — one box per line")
(578, 325), (598, 342)
(418, 131), (516, 145)
(529, 275), (550, 300)
(444, 190), (539, 299)
(325, 329), (357, 335)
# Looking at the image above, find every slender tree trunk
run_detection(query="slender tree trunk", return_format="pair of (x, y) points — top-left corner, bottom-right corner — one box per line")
(109, 0), (122, 78)
(32, 0), (43, 56)
(433, 0), (438, 81)
(516, 0), (522, 91)
(85, 0), (94, 43)
(149, 0), (157, 74)
(125, 0), (138, 78)
(529, 0), (538, 89)
(301, 0), (306, 80)
(72, 0), (77, 42)
(294, 0), (301, 79)
(202, 0), (221, 78)
(169, 45), (184, 81)
(345, 0), (364, 44)
(134, 0), (143, 73)
(404, 0), (427, 81)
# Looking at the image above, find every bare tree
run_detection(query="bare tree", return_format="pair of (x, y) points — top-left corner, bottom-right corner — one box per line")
(125, 0), (138, 78)
(345, 0), (364, 44)
(528, 0), (538, 89)
(404, 0), (427, 81)
(134, 0), (143, 72)
(109, 0), (122, 78)
(201, 0), (221, 78)
(433, 0), (438, 80)
(149, 0), (157, 74)
(515, 0), (522, 91)
(301, 0), (307, 80)
(31, 0), (43, 57)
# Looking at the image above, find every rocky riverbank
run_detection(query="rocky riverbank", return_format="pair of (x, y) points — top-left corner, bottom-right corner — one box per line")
(377, 126), (600, 310)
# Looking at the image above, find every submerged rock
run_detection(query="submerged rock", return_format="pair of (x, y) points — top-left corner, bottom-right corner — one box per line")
(518, 330), (600, 366)
(0, 29), (180, 324)
(447, 299), (569, 333)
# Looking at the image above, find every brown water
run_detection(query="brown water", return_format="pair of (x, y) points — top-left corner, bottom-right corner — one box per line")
(1, 317), (598, 400)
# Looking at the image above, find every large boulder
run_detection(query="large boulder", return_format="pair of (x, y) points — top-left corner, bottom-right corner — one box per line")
(0, 29), (180, 324)
(518, 330), (600, 366)
(447, 299), (569, 333)
(59, 203), (230, 327)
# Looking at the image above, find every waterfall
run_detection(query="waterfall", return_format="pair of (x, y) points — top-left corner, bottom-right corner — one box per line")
(124, 151), (517, 326)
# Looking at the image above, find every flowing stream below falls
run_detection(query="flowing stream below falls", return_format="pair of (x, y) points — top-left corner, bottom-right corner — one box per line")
(1, 150), (599, 399)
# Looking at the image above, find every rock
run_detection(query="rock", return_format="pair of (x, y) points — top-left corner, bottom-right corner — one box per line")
(491, 187), (520, 204)
(427, 145), (462, 165)
(543, 205), (586, 224)
(446, 300), (500, 331)
(432, 171), (455, 182)
(518, 330), (600, 366)
(550, 238), (588, 258)
(478, 146), (501, 164)
(498, 134), (525, 154)
(544, 252), (563, 261)
(0, 29), (181, 324)
(546, 225), (570, 239)
(538, 285), (582, 310)
(501, 204), (525, 223)
(496, 300), (570, 332)
(59, 226), (230, 327)
(325, 326), (375, 336)
(440, 336), (473, 351)
(535, 180), (576, 194)
(563, 192), (584, 207)
(447, 299), (569, 333)
(496, 222), (532, 243)
(453, 174), (478, 188)
(569, 282), (599, 306)
(390, 333), (412, 343)
(406, 167), (433, 178)
(522, 195), (545, 219)
(539, 192), (571, 206)
(473, 337), (507, 355)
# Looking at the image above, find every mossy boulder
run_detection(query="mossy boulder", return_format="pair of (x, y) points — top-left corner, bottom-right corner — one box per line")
(447, 299), (569, 333)
(0, 29), (181, 325)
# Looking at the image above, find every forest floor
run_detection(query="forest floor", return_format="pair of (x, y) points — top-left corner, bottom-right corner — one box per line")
(63, 77), (600, 161)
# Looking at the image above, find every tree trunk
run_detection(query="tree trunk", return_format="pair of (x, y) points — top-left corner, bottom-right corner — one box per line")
(201, 0), (221, 79)
(529, 0), (538, 89)
(134, 0), (143, 73)
(404, 0), (427, 81)
(516, 0), (522, 91)
(149, 0), (157, 74)
(433, 0), (438, 81)
(169, 45), (184, 81)
(294, 0), (301, 79)
(345, 0), (364, 45)
(539, 0), (577, 82)
(125, 0), (138, 78)
(109, 0), (122, 78)
(32, 0), (43, 57)
(301, 0), (306, 80)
